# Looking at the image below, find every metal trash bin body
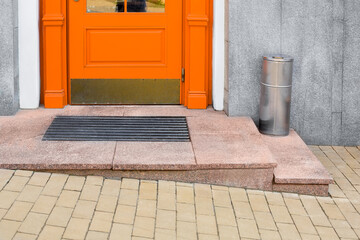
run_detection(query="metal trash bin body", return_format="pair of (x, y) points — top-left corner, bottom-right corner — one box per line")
(259, 55), (294, 136)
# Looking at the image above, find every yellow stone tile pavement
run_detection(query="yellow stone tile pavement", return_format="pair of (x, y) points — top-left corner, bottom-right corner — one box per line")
(0, 146), (359, 239)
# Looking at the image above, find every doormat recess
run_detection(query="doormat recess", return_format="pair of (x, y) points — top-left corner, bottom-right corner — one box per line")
(42, 116), (190, 142)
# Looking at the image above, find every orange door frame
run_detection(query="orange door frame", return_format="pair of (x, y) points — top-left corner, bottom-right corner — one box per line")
(40, 0), (212, 109)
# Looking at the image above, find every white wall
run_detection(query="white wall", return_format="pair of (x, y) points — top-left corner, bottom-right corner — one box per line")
(212, 0), (225, 111)
(19, 0), (40, 109)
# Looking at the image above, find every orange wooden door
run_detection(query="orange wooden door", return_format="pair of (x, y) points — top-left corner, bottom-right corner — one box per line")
(68, 0), (182, 104)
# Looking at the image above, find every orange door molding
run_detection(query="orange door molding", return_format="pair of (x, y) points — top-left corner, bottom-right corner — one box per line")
(184, 0), (212, 109)
(40, 0), (68, 108)
(41, 0), (212, 109)
(69, 0), (182, 80)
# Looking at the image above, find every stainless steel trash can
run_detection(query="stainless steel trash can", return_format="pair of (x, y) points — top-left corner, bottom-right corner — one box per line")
(259, 54), (294, 136)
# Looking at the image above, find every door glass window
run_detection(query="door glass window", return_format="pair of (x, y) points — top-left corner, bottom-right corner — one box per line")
(127, 0), (165, 13)
(87, 0), (124, 13)
(87, 0), (165, 13)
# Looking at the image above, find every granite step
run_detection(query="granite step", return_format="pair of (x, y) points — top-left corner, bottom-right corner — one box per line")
(262, 130), (334, 195)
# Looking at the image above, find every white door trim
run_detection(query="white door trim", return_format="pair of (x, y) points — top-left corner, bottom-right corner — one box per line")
(212, 0), (225, 111)
(19, 0), (40, 109)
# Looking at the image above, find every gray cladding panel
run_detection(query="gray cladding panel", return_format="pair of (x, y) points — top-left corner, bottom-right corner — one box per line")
(0, 0), (19, 115)
(227, 0), (360, 145)
(227, 0), (281, 120)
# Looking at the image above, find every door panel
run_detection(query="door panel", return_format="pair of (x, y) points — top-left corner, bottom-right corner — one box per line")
(69, 0), (182, 103)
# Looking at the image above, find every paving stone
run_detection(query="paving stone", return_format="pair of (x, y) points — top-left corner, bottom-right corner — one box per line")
(269, 205), (293, 223)
(56, 190), (80, 208)
(254, 211), (277, 230)
(96, 195), (117, 213)
(3, 176), (29, 192)
(31, 195), (57, 214)
(342, 212), (360, 229)
(177, 203), (196, 222)
(343, 190), (360, 205)
(333, 226), (358, 239)
(89, 211), (113, 232)
(63, 218), (90, 240)
(4, 201), (33, 221)
(121, 178), (139, 190)
(321, 203), (346, 220)
(197, 215), (218, 235)
(248, 194), (270, 212)
(229, 187), (248, 202)
(28, 172), (50, 187)
(41, 174), (68, 197)
(80, 184), (101, 202)
(139, 180), (157, 200)
(333, 198), (357, 214)
(292, 215), (318, 235)
(195, 196), (215, 215)
(101, 179), (121, 196)
(215, 207), (237, 226)
(0, 169), (14, 190)
(0, 209), (6, 220)
(13, 233), (37, 240)
(86, 231), (108, 240)
(259, 229), (282, 240)
(282, 193), (300, 199)
(72, 200), (96, 219)
(212, 185), (229, 191)
(0, 191), (19, 209)
(232, 201), (254, 219)
(17, 185), (43, 202)
(177, 221), (197, 240)
(329, 184), (347, 198)
(316, 226), (340, 240)
(136, 199), (157, 218)
(133, 216), (155, 238)
(47, 207), (73, 227)
(301, 196), (332, 227)
(247, 189), (265, 195)
(155, 228), (176, 240)
(176, 182), (193, 188)
(213, 189), (232, 208)
(85, 176), (103, 186)
(14, 170), (33, 177)
(18, 212), (48, 235)
(109, 223), (132, 240)
(195, 183), (212, 198)
(118, 189), (138, 206)
(64, 176), (85, 191)
(38, 225), (64, 240)
(300, 234), (321, 240)
(158, 192), (176, 211)
(0, 220), (21, 240)
(198, 233), (219, 240)
(218, 225), (240, 240)
(158, 180), (175, 194)
(177, 186), (194, 204)
(113, 204), (136, 224)
(236, 218), (260, 239)
(284, 198), (307, 216)
(156, 209), (176, 230)
(265, 191), (285, 206)
(277, 223), (301, 240)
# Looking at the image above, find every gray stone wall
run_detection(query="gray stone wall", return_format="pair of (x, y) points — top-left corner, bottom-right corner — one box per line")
(226, 0), (360, 146)
(0, 0), (19, 115)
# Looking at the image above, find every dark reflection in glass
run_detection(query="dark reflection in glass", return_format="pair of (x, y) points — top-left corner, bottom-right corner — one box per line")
(87, 0), (165, 13)
(126, 0), (146, 12)
(127, 0), (165, 13)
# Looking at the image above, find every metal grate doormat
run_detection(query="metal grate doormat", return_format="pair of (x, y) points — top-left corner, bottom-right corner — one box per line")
(42, 116), (190, 142)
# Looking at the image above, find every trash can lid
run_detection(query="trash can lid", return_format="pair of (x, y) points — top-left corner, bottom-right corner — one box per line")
(263, 54), (294, 62)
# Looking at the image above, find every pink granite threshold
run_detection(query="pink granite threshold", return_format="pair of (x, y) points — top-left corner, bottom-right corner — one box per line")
(0, 106), (333, 195)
